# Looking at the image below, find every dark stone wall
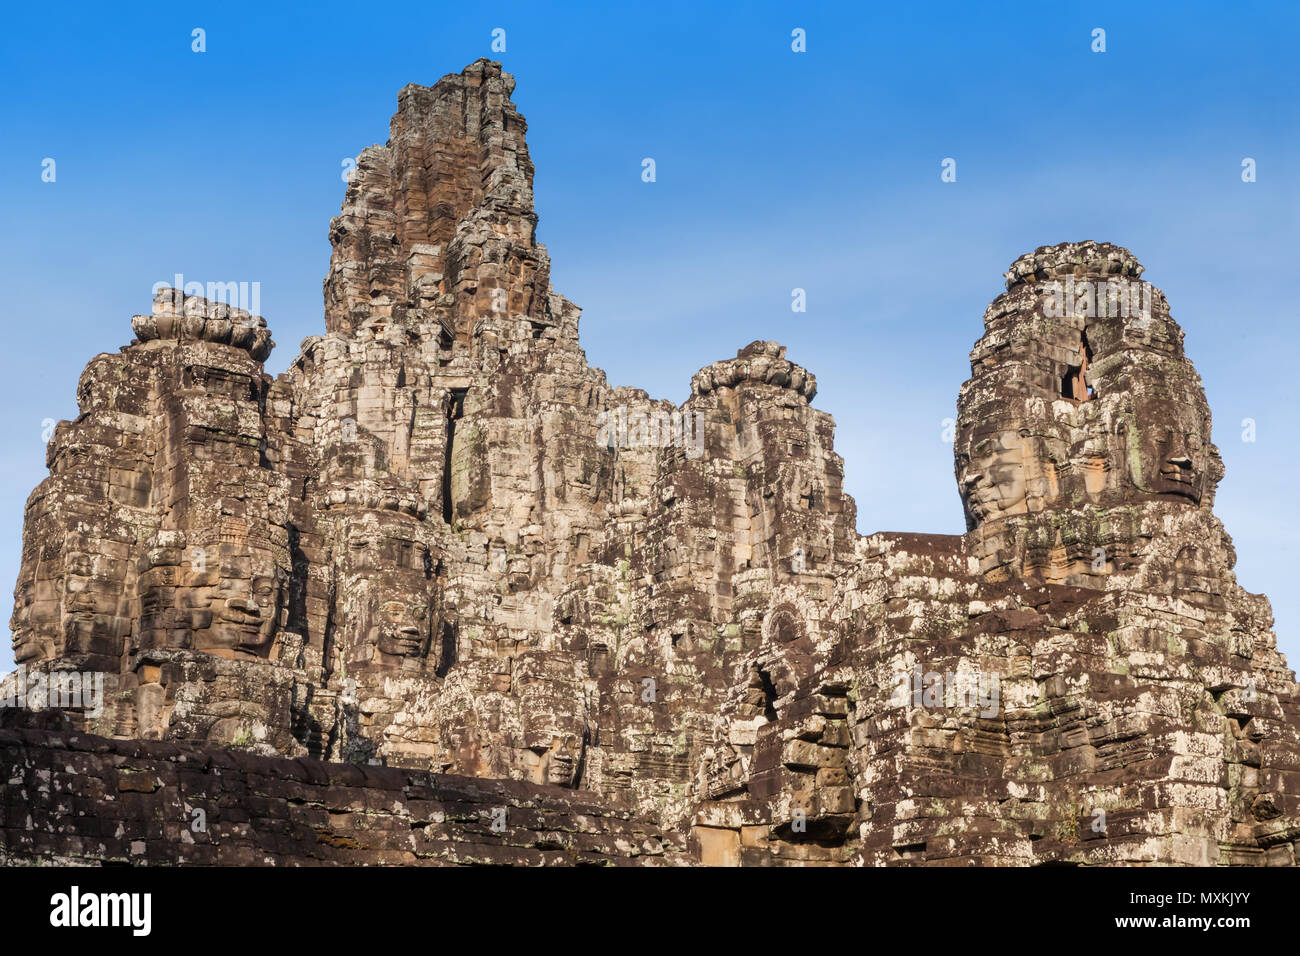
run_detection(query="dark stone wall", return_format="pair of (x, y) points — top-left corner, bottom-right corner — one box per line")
(0, 727), (684, 866)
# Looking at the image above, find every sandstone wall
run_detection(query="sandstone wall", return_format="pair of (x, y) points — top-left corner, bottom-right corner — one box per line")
(0, 725), (679, 866)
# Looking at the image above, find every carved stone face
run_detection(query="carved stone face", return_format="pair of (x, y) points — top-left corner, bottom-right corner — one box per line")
(956, 288), (1219, 529)
(338, 513), (435, 670)
(9, 533), (130, 667)
(50, 441), (96, 476)
(210, 572), (282, 657)
(58, 540), (130, 663)
(1118, 395), (1214, 504)
(135, 541), (283, 659)
(957, 426), (1048, 523)
(60, 549), (105, 656)
(375, 599), (431, 661)
(10, 573), (57, 664)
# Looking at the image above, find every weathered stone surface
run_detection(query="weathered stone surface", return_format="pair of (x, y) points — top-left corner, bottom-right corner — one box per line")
(0, 726), (679, 866)
(5, 60), (1298, 866)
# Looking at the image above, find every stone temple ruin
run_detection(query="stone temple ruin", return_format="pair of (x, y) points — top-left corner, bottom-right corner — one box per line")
(3, 59), (1298, 866)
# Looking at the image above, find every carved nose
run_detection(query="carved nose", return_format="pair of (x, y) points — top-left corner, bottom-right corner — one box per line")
(1164, 456), (1193, 471)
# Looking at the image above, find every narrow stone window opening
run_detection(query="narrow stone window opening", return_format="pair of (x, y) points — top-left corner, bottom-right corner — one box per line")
(438, 323), (453, 367)
(758, 668), (779, 722)
(1061, 331), (1095, 402)
(435, 621), (456, 678)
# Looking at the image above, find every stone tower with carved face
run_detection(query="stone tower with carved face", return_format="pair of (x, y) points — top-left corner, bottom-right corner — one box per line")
(955, 241), (1230, 592)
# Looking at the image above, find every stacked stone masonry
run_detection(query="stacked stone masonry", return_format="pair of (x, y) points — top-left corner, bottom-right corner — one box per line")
(0, 726), (678, 865)
(4, 60), (1298, 866)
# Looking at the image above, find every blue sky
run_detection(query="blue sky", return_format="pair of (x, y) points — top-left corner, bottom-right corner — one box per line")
(1, 0), (1296, 667)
